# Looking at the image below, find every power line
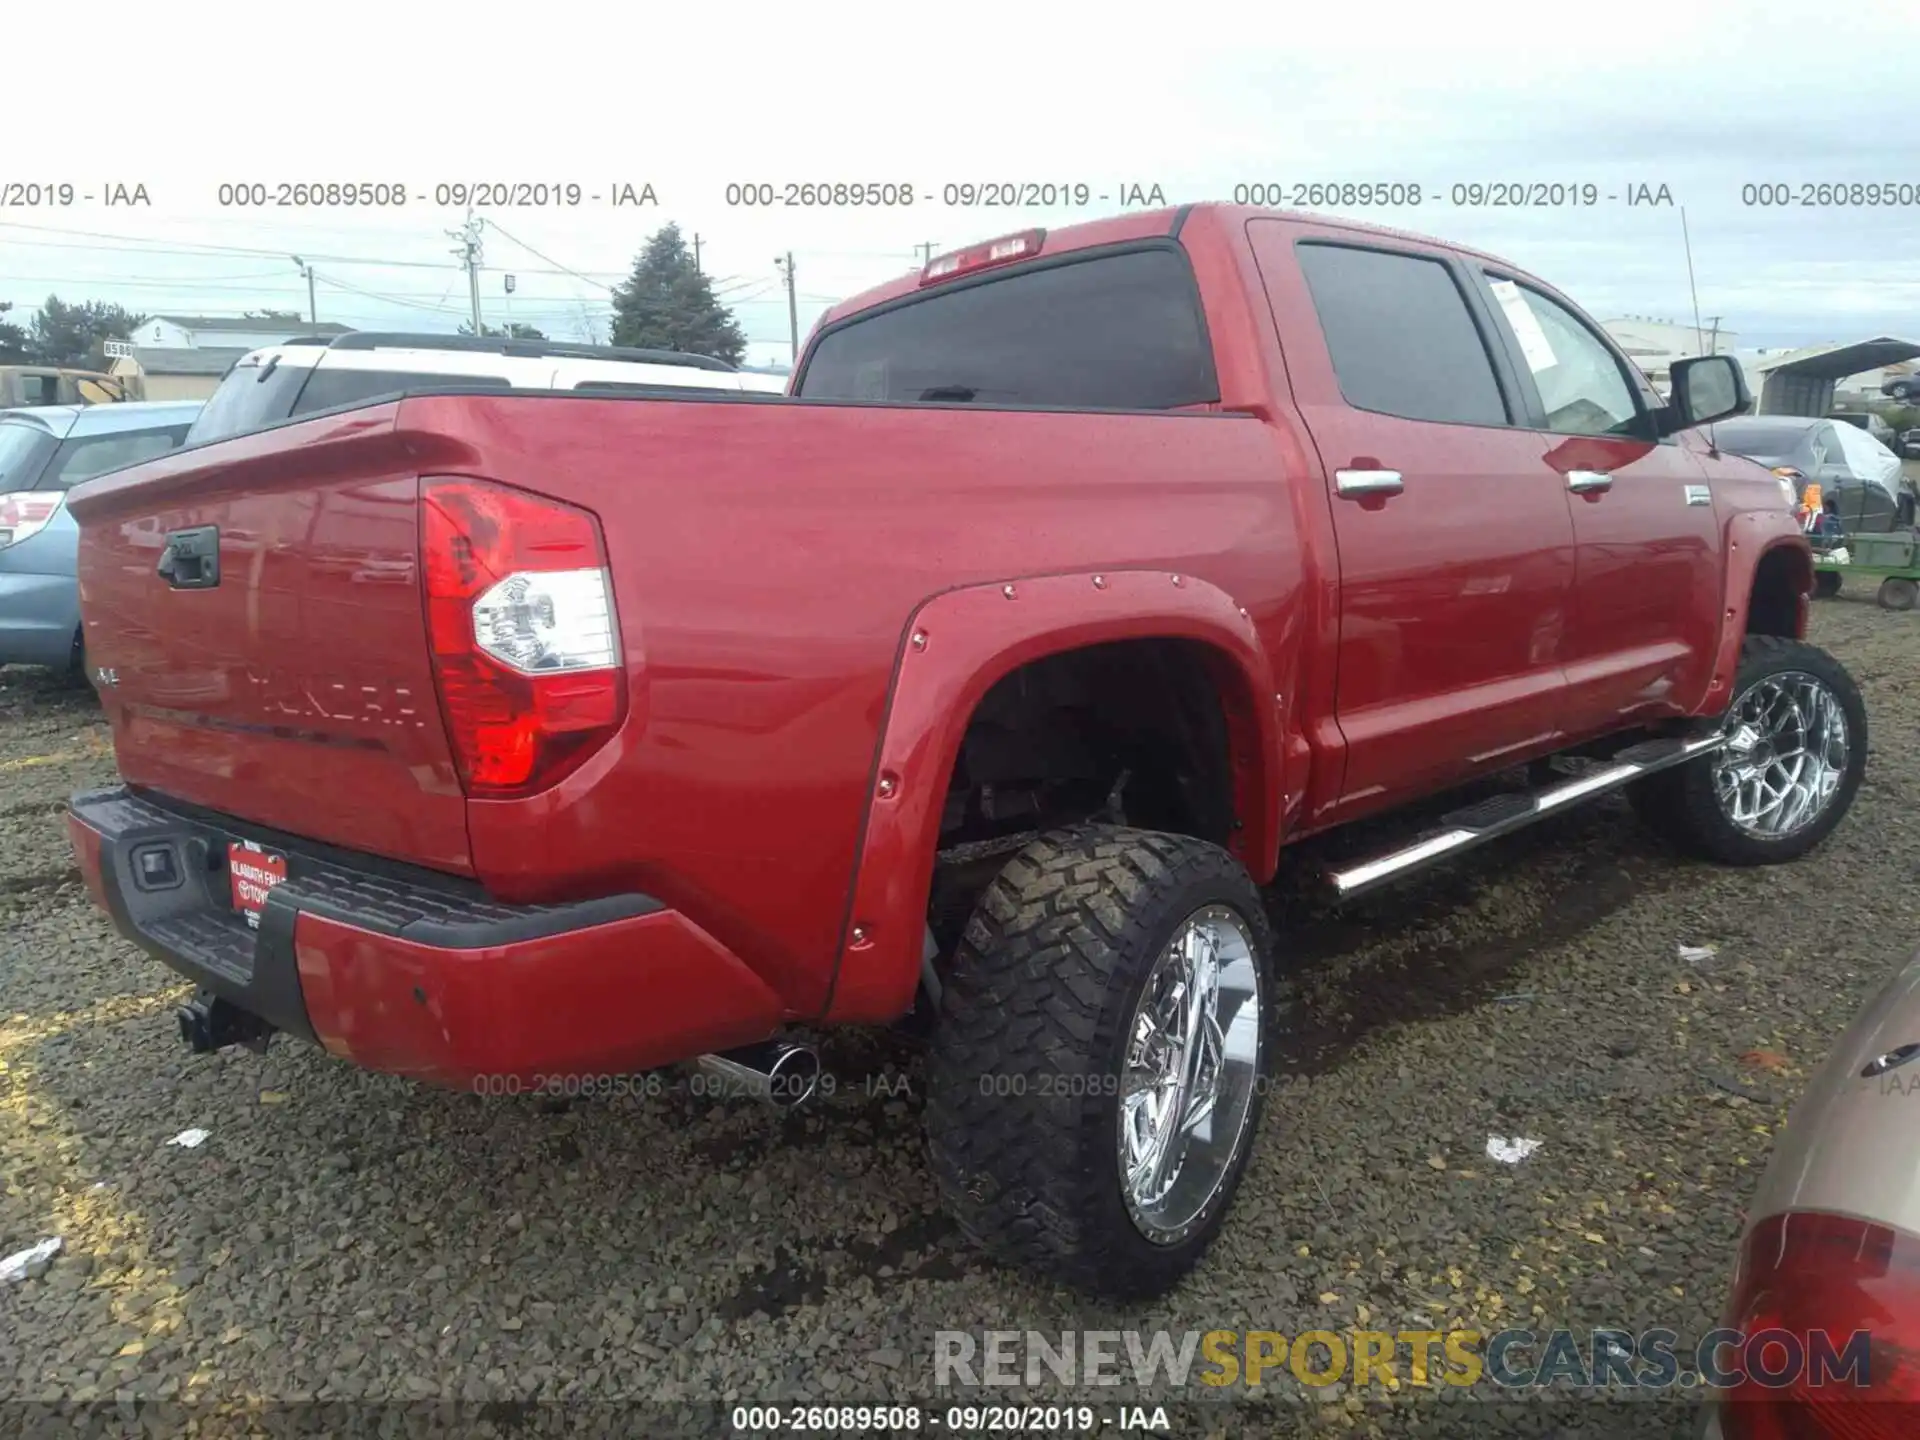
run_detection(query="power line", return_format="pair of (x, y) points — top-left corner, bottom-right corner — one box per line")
(316, 274), (467, 317)
(481, 217), (613, 293)
(0, 220), (631, 279)
(0, 274), (333, 293)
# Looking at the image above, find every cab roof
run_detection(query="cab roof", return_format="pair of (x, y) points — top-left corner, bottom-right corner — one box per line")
(815, 202), (1522, 334)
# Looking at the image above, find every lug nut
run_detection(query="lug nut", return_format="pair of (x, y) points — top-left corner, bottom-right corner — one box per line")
(910, 631), (928, 650)
(878, 775), (898, 798)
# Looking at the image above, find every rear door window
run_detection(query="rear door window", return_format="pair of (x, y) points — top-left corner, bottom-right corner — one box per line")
(797, 247), (1218, 409)
(1295, 243), (1510, 426)
(44, 424), (193, 487)
(290, 368), (512, 416)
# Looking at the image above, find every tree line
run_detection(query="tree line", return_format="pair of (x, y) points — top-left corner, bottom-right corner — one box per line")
(0, 298), (147, 369)
(2, 222), (754, 370)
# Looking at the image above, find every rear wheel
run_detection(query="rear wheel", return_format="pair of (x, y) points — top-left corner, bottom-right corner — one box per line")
(1878, 577), (1917, 611)
(1630, 635), (1865, 865)
(1813, 571), (1842, 599)
(924, 825), (1278, 1297)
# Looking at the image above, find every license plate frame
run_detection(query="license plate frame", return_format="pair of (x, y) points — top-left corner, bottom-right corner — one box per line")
(226, 842), (287, 929)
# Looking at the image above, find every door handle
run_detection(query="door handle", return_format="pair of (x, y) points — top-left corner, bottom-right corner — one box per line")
(157, 525), (221, 589)
(1335, 468), (1404, 498)
(1567, 470), (1613, 494)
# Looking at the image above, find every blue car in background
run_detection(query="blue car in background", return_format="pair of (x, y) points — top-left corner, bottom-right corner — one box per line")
(0, 400), (202, 673)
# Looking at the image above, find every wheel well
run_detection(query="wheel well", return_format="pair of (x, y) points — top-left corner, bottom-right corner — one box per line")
(926, 638), (1241, 948)
(1747, 545), (1808, 638)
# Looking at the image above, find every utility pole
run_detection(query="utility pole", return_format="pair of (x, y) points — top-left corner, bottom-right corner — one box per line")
(291, 255), (317, 326)
(693, 233), (702, 274)
(449, 212), (485, 335)
(1706, 316), (1722, 355)
(775, 252), (798, 362)
(914, 241), (940, 267)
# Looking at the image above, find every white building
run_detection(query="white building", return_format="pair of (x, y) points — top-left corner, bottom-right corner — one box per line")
(137, 314), (354, 350)
(1602, 316), (1739, 363)
(1600, 316), (1739, 394)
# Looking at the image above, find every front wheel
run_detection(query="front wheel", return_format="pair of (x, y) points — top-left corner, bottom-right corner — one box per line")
(1630, 635), (1866, 865)
(1813, 571), (1842, 600)
(924, 826), (1279, 1298)
(1878, 577), (1917, 611)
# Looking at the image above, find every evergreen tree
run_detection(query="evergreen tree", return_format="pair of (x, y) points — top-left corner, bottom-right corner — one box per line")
(0, 302), (27, 360)
(608, 224), (746, 365)
(26, 296), (146, 367)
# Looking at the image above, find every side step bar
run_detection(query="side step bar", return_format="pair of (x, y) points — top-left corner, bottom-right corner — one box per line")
(1326, 733), (1725, 901)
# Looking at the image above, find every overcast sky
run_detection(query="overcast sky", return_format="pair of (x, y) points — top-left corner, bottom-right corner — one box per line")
(5, 0), (1916, 366)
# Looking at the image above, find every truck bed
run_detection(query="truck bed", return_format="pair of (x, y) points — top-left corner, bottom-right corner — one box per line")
(66, 388), (1303, 1012)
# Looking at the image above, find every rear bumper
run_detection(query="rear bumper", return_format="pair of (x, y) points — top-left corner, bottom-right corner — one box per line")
(0, 570), (79, 667)
(66, 786), (786, 1086)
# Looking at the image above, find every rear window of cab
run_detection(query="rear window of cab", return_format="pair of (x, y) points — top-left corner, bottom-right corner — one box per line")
(797, 247), (1218, 411)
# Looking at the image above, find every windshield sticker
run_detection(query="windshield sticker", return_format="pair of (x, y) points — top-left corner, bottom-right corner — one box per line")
(1489, 279), (1559, 374)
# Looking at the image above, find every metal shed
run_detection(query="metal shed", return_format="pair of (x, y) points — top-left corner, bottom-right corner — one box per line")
(1751, 337), (1920, 416)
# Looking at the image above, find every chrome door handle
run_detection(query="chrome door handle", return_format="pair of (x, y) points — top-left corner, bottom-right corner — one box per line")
(1335, 468), (1404, 498)
(1567, 470), (1613, 493)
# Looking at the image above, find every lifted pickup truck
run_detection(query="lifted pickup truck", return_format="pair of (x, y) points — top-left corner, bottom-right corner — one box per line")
(63, 204), (1863, 1297)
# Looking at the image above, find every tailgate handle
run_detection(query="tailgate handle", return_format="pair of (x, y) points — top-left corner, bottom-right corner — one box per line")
(158, 526), (221, 589)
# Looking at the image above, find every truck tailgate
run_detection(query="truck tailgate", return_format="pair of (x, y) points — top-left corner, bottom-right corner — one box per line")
(66, 405), (473, 875)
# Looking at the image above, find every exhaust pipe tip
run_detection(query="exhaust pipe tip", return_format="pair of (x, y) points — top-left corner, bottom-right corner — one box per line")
(695, 1041), (823, 1109)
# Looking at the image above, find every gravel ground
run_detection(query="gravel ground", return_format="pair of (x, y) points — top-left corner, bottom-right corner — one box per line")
(2, 601), (1917, 1440)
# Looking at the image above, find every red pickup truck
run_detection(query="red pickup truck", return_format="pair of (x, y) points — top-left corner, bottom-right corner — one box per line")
(63, 204), (1864, 1298)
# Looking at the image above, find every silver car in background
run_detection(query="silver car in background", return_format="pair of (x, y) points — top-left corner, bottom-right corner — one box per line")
(0, 401), (202, 672)
(1702, 947), (1920, 1435)
(1711, 414), (1913, 533)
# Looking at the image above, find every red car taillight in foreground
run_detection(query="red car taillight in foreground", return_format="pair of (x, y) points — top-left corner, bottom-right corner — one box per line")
(421, 477), (626, 798)
(1718, 1210), (1920, 1437)
(0, 491), (62, 548)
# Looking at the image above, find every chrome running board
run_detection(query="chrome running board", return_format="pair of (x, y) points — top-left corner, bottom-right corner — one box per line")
(1325, 733), (1726, 901)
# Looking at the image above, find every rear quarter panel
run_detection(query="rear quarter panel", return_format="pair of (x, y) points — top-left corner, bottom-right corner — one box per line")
(395, 391), (1306, 1017)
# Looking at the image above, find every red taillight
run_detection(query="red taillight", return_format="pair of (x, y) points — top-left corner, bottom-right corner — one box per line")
(1719, 1210), (1920, 1438)
(420, 477), (626, 798)
(0, 491), (63, 548)
(919, 229), (1046, 285)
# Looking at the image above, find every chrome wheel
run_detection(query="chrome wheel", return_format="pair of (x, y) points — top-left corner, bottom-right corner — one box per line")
(1117, 904), (1264, 1246)
(1712, 671), (1851, 839)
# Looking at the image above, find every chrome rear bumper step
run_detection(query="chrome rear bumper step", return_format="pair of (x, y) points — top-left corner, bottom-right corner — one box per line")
(1325, 733), (1725, 901)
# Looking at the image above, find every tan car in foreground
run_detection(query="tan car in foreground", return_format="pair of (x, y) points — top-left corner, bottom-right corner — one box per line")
(1703, 948), (1920, 1436)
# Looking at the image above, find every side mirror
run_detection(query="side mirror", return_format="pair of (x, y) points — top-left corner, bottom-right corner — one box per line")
(1658, 355), (1750, 436)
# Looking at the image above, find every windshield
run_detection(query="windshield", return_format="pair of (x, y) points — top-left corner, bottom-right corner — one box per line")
(185, 354), (315, 446)
(0, 419), (60, 489)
